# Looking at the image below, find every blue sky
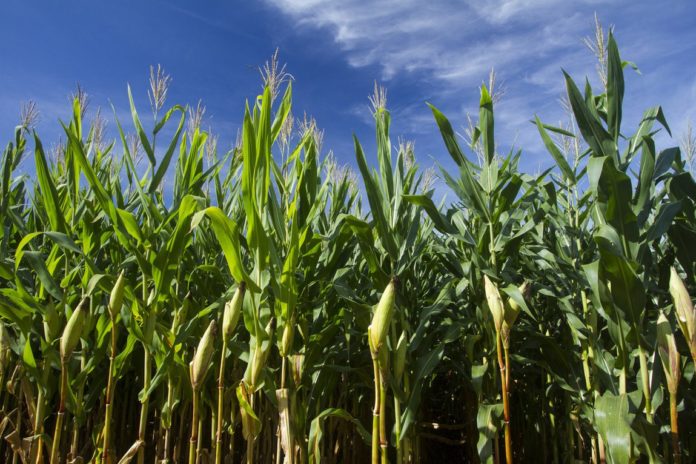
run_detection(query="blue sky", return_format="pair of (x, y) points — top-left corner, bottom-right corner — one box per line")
(1, 0), (695, 189)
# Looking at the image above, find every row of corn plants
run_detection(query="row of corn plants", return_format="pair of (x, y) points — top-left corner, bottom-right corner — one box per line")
(0, 32), (695, 463)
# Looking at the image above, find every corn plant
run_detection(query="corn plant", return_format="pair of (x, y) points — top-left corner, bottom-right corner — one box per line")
(0, 31), (695, 464)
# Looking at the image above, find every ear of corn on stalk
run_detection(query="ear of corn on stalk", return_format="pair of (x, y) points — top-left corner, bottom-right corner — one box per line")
(43, 301), (60, 343)
(173, 292), (192, 336)
(237, 382), (261, 441)
(191, 320), (218, 389)
(60, 297), (89, 360)
(245, 319), (275, 390)
(0, 322), (9, 370)
(656, 312), (681, 395)
(394, 331), (408, 380)
(669, 267), (695, 351)
(280, 314), (295, 357)
(223, 282), (245, 341)
(369, 277), (398, 353)
(501, 281), (529, 348)
(109, 271), (126, 320)
(290, 354), (304, 387)
(484, 275), (504, 334)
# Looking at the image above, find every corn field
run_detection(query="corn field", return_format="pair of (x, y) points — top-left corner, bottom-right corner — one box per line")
(0, 32), (695, 464)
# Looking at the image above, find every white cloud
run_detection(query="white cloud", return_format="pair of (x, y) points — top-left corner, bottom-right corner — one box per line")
(266, 0), (695, 173)
(263, 0), (613, 163)
(265, 0), (606, 88)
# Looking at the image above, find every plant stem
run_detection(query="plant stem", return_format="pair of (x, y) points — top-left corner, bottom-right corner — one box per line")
(638, 346), (653, 423)
(189, 389), (200, 464)
(394, 393), (402, 464)
(215, 341), (227, 464)
(32, 384), (46, 464)
(371, 353), (380, 464)
(670, 393), (681, 464)
(50, 361), (68, 464)
(102, 316), (117, 464)
(496, 333), (512, 464)
(137, 348), (152, 464)
(246, 392), (255, 464)
(197, 415), (204, 464)
(379, 369), (388, 464)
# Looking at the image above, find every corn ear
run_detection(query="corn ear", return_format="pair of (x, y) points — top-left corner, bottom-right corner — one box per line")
(280, 319), (295, 357)
(484, 275), (504, 334)
(246, 319), (275, 390)
(0, 322), (10, 370)
(275, 388), (294, 461)
(290, 354), (304, 387)
(394, 331), (408, 380)
(191, 320), (217, 389)
(173, 292), (192, 335)
(656, 312), (681, 395)
(222, 282), (245, 342)
(669, 267), (695, 351)
(505, 281), (529, 328)
(237, 382), (261, 441)
(108, 271), (126, 320)
(43, 301), (60, 343)
(369, 277), (397, 353)
(60, 297), (89, 360)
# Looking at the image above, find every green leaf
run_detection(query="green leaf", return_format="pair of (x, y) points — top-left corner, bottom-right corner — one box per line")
(23, 337), (37, 370)
(402, 194), (455, 234)
(534, 116), (575, 182)
(237, 384), (261, 440)
(271, 82), (293, 141)
(479, 84), (495, 165)
(595, 225), (646, 337)
(193, 207), (260, 293)
(149, 106), (186, 193)
(606, 32), (624, 140)
(590, 156), (639, 250)
(32, 133), (66, 233)
(353, 135), (397, 258)
(477, 403), (503, 464)
(308, 408), (370, 464)
(426, 103), (467, 166)
(594, 392), (633, 464)
(646, 201), (681, 242)
(428, 104), (490, 221)
(127, 85), (155, 166)
(563, 71), (616, 162)
(117, 209), (143, 244)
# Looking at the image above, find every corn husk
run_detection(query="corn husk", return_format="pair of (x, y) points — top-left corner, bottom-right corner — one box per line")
(0, 322), (10, 370)
(669, 267), (695, 350)
(237, 382), (261, 441)
(43, 301), (60, 343)
(280, 314), (295, 357)
(290, 354), (304, 387)
(191, 320), (217, 389)
(246, 319), (275, 390)
(394, 331), (408, 380)
(484, 275), (504, 334)
(656, 312), (681, 395)
(223, 283), (245, 341)
(60, 297), (89, 360)
(502, 281), (529, 348)
(506, 281), (529, 327)
(369, 278), (397, 353)
(275, 388), (294, 463)
(172, 292), (192, 335)
(109, 271), (126, 320)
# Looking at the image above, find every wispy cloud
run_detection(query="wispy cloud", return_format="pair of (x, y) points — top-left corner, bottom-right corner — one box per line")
(264, 0), (695, 171)
(262, 0), (610, 168)
(264, 0), (604, 87)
